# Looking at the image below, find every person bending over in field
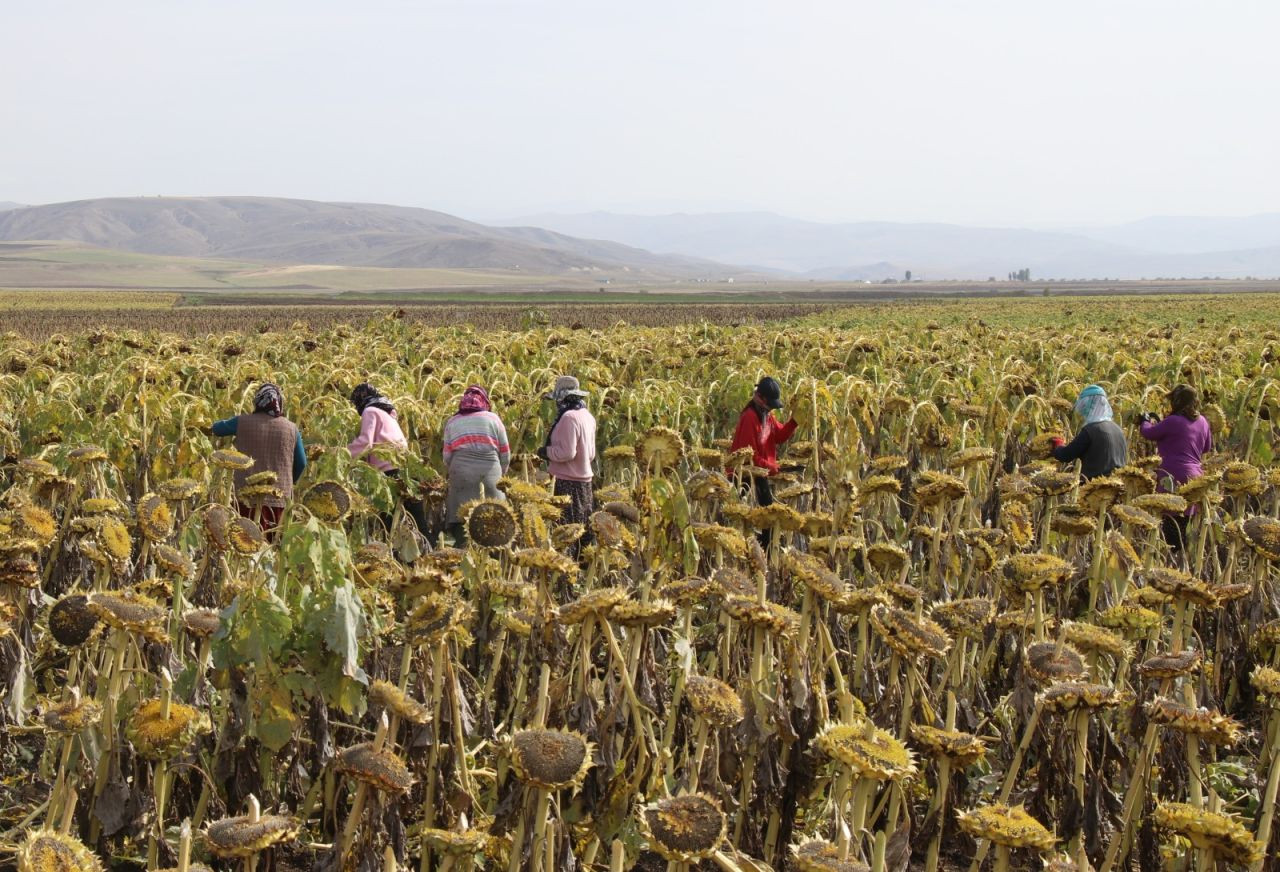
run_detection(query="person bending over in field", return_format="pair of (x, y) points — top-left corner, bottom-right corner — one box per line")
(1050, 384), (1127, 481)
(729, 376), (798, 548)
(441, 385), (510, 545)
(348, 383), (428, 538)
(1139, 383), (1213, 552)
(537, 376), (596, 557)
(211, 383), (306, 533)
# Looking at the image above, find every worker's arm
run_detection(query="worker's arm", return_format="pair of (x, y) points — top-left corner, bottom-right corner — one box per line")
(1052, 428), (1091, 463)
(729, 410), (758, 454)
(495, 416), (511, 473)
(293, 432), (307, 483)
(210, 416), (238, 437)
(771, 415), (798, 446)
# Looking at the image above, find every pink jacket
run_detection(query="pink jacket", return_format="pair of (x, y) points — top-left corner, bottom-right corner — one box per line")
(547, 408), (596, 482)
(348, 407), (408, 472)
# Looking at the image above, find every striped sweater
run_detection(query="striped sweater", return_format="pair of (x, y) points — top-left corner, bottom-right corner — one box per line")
(442, 410), (510, 469)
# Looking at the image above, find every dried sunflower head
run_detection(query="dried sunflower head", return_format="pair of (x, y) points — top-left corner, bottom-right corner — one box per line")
(785, 550), (847, 603)
(510, 547), (578, 577)
(204, 812), (297, 858)
(1097, 604), (1161, 635)
(228, 517), (265, 555)
(87, 590), (167, 643)
(466, 499), (518, 549)
(152, 544), (195, 579)
(956, 804), (1056, 852)
(1109, 503), (1159, 531)
(137, 493), (174, 541)
(684, 675), (744, 727)
(910, 724), (987, 765)
(871, 605), (950, 660)
(509, 728), (593, 790)
(816, 721), (917, 781)
(721, 596), (800, 637)
(659, 575), (717, 606)
(689, 523), (745, 558)
(1038, 681), (1131, 714)
(17, 829), (103, 872)
(1221, 462), (1263, 495)
(1051, 506), (1096, 537)
(1131, 492), (1188, 515)
(557, 586), (628, 624)
(421, 828), (488, 857)
(1152, 802), (1263, 866)
(639, 794), (727, 863)
(1079, 476), (1126, 512)
(1251, 665), (1280, 699)
(1031, 470), (1077, 497)
(1062, 622), (1132, 659)
(790, 839), (870, 872)
(210, 449), (254, 471)
(1241, 515), (1280, 561)
(15, 505), (57, 545)
(931, 598), (995, 640)
(1138, 648), (1201, 680)
(368, 680), (432, 724)
(48, 595), (100, 647)
(1001, 553), (1073, 593)
(1023, 641), (1086, 685)
(43, 696), (104, 735)
(97, 516), (133, 566)
(1146, 697), (1243, 746)
(128, 698), (212, 759)
(637, 426), (685, 469)
(864, 542), (907, 578)
(337, 743), (414, 793)
(182, 608), (221, 639)
(301, 481), (351, 523)
(67, 444), (108, 465)
(1142, 567), (1217, 608)
(158, 478), (203, 502)
(1001, 499), (1035, 549)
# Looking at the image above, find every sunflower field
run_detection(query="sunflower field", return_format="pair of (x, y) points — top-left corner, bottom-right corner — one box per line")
(1, 295), (1279, 872)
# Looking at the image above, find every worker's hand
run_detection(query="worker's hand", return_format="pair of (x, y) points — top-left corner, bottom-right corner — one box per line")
(1049, 436), (1066, 449)
(535, 446), (549, 461)
(1140, 412), (1159, 424)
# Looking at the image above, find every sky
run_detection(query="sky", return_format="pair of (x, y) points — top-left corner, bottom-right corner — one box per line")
(2, 0), (1279, 227)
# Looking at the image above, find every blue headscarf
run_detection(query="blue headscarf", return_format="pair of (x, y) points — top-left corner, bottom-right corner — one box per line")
(1074, 385), (1113, 426)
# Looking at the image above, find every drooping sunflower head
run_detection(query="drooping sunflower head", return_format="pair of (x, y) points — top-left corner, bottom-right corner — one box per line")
(1001, 553), (1073, 594)
(127, 698), (212, 759)
(910, 724), (987, 765)
(158, 477), (203, 502)
(684, 675), (744, 728)
(1109, 503), (1159, 531)
(930, 598), (995, 640)
(137, 493), (174, 541)
(955, 804), (1056, 852)
(87, 590), (167, 643)
(204, 812), (297, 858)
(182, 608), (221, 639)
(465, 499), (518, 549)
(1023, 641), (1086, 686)
(1152, 802), (1263, 866)
(210, 449), (254, 471)
(16, 505), (57, 546)
(790, 839), (870, 872)
(43, 697), (104, 735)
(301, 481), (351, 523)
(871, 605), (950, 660)
(639, 793), (727, 863)
(509, 728), (593, 791)
(816, 721), (917, 781)
(1145, 697), (1243, 747)
(1138, 648), (1201, 680)
(152, 544), (195, 580)
(228, 517), (265, 555)
(1142, 567), (1217, 608)
(1062, 622), (1132, 660)
(368, 680), (432, 725)
(48, 595), (101, 647)
(336, 743), (414, 793)
(1131, 492), (1188, 516)
(1242, 516), (1280, 561)
(1038, 681), (1132, 714)
(16, 829), (103, 872)
(637, 426), (685, 470)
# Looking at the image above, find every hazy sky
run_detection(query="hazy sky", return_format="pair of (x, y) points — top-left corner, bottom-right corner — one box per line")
(3, 0), (1278, 226)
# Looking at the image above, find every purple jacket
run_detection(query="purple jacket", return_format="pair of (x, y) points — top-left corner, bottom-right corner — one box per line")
(1140, 414), (1212, 488)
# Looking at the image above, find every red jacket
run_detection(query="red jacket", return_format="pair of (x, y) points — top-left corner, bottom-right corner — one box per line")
(730, 404), (797, 475)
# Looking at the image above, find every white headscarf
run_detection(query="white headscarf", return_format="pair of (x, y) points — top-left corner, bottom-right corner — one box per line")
(1074, 386), (1113, 426)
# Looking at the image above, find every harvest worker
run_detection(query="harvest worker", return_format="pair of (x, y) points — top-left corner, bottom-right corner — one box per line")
(730, 376), (798, 546)
(1139, 384), (1213, 550)
(536, 376), (596, 555)
(441, 384), (510, 544)
(211, 383), (306, 532)
(1049, 384), (1127, 481)
(348, 383), (428, 537)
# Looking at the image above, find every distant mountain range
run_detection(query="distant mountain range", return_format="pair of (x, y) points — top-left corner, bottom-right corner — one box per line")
(0, 197), (738, 279)
(3, 196), (1279, 281)
(0, 202), (23, 211)
(509, 210), (1280, 280)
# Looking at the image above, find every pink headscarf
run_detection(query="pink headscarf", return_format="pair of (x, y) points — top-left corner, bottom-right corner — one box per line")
(458, 385), (491, 414)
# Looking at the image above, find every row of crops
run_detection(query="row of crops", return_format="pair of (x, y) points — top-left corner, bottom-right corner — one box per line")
(0, 296), (1278, 871)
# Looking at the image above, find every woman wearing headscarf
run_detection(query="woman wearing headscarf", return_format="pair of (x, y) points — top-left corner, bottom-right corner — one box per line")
(210, 383), (307, 532)
(442, 385), (510, 544)
(536, 376), (596, 554)
(1050, 384), (1128, 480)
(1139, 384), (1213, 550)
(348, 383), (428, 536)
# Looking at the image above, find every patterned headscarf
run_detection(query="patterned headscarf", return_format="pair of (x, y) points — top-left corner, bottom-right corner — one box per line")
(254, 383), (284, 417)
(458, 385), (491, 414)
(1074, 385), (1113, 426)
(350, 383), (395, 415)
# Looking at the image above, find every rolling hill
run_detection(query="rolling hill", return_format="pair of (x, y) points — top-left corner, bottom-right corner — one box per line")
(511, 211), (1280, 280)
(0, 197), (739, 279)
